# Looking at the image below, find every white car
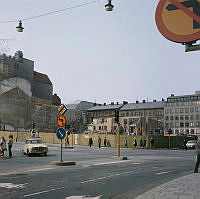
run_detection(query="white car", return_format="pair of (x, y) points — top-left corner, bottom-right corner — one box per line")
(186, 140), (197, 149)
(23, 137), (48, 156)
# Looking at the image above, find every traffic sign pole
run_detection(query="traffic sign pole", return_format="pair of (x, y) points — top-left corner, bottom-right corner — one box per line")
(61, 139), (63, 162)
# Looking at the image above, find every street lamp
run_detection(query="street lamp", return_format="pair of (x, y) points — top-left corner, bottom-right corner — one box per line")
(16, 20), (24, 32)
(105, 0), (114, 11)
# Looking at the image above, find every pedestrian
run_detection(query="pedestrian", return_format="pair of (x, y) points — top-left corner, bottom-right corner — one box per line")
(133, 137), (137, 148)
(8, 135), (13, 158)
(143, 138), (146, 148)
(0, 136), (7, 157)
(150, 137), (154, 149)
(89, 137), (93, 147)
(140, 138), (143, 147)
(124, 137), (128, 148)
(194, 137), (200, 173)
(98, 136), (101, 148)
(183, 138), (187, 150)
(104, 137), (107, 147)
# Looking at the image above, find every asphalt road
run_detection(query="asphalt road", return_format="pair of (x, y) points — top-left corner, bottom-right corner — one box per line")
(0, 142), (196, 199)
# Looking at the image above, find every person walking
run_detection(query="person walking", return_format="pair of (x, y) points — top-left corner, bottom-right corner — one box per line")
(133, 137), (137, 149)
(98, 136), (101, 148)
(124, 137), (128, 148)
(183, 138), (187, 150)
(140, 138), (143, 148)
(194, 137), (200, 173)
(89, 137), (93, 147)
(104, 137), (107, 147)
(0, 136), (7, 157)
(8, 135), (13, 158)
(143, 138), (146, 148)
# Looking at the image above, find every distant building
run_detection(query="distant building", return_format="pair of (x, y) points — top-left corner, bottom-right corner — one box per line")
(120, 100), (165, 135)
(86, 102), (125, 134)
(0, 51), (61, 132)
(165, 91), (200, 135)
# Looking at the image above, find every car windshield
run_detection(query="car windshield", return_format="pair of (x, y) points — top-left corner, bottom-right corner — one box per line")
(26, 139), (42, 144)
(187, 140), (196, 143)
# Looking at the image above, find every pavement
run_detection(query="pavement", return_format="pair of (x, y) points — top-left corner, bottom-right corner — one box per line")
(135, 173), (200, 199)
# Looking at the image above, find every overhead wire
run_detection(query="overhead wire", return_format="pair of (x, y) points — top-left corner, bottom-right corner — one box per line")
(0, 0), (100, 24)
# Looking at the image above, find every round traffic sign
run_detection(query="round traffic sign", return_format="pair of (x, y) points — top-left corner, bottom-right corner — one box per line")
(56, 128), (66, 140)
(155, 0), (200, 43)
(56, 115), (67, 127)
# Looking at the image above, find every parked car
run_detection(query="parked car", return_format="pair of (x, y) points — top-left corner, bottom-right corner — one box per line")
(186, 140), (197, 149)
(23, 137), (48, 156)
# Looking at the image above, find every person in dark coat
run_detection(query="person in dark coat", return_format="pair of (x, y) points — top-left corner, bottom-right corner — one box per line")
(133, 138), (137, 148)
(140, 138), (143, 147)
(104, 137), (107, 147)
(183, 138), (187, 150)
(98, 136), (101, 148)
(194, 137), (200, 173)
(143, 138), (146, 148)
(89, 138), (93, 147)
(8, 135), (13, 158)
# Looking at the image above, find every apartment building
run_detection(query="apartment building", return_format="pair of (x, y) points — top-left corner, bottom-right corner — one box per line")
(164, 91), (200, 135)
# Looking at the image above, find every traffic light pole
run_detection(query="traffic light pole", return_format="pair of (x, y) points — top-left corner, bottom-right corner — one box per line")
(117, 122), (120, 157)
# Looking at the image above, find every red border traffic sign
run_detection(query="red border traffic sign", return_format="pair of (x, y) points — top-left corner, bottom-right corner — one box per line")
(155, 0), (200, 43)
(56, 115), (67, 127)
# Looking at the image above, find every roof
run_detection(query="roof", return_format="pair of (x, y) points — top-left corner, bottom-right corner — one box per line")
(88, 104), (123, 111)
(33, 71), (52, 85)
(120, 101), (165, 111)
(66, 100), (97, 111)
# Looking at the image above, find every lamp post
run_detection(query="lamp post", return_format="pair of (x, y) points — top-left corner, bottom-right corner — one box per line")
(168, 128), (172, 149)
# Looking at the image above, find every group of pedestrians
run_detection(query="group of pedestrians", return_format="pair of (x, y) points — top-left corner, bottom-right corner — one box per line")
(132, 137), (147, 148)
(89, 136), (109, 148)
(0, 135), (13, 158)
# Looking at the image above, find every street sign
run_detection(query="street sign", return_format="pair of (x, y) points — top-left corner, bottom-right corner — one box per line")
(155, 0), (200, 43)
(58, 104), (68, 115)
(56, 115), (67, 127)
(56, 128), (66, 140)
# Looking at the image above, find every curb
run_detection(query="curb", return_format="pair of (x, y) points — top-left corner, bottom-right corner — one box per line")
(51, 161), (76, 166)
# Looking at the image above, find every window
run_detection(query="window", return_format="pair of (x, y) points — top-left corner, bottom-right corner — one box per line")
(190, 115), (194, 120)
(175, 115), (179, 120)
(196, 122), (200, 127)
(185, 108), (189, 113)
(165, 109), (169, 114)
(99, 126), (101, 130)
(170, 109), (174, 114)
(185, 115), (189, 120)
(196, 114), (200, 120)
(93, 126), (96, 131)
(165, 116), (169, 120)
(124, 119), (127, 124)
(165, 123), (169, 127)
(185, 122), (189, 127)
(130, 112), (133, 116)
(175, 122), (179, 127)
(180, 122), (184, 127)
(190, 107), (194, 113)
(180, 115), (184, 120)
(104, 126), (107, 130)
(170, 116), (174, 120)
(180, 108), (184, 113)
(126, 112), (129, 117)
(190, 122), (195, 127)
(175, 108), (179, 113)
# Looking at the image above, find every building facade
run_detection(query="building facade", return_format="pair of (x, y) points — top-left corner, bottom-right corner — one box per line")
(164, 91), (200, 135)
(120, 100), (165, 135)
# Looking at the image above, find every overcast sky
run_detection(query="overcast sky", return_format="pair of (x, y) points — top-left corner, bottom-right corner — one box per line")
(0, 0), (200, 104)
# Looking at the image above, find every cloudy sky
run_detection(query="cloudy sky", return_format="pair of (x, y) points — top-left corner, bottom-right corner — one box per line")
(0, 0), (199, 104)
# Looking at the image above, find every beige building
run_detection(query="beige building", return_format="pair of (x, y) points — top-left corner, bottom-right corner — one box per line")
(119, 100), (165, 135)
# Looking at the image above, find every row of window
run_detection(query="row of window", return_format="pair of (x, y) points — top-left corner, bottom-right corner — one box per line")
(93, 126), (107, 131)
(165, 114), (200, 121)
(165, 107), (200, 114)
(165, 122), (200, 128)
(120, 111), (163, 117)
(167, 96), (200, 103)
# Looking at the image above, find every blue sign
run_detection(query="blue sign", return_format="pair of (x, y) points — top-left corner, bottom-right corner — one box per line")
(56, 128), (66, 140)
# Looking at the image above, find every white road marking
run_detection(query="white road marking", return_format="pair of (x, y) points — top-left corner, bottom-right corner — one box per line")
(65, 196), (101, 199)
(0, 183), (28, 189)
(0, 167), (55, 176)
(92, 160), (131, 166)
(23, 187), (65, 198)
(156, 171), (171, 175)
(81, 170), (136, 184)
(131, 163), (141, 165)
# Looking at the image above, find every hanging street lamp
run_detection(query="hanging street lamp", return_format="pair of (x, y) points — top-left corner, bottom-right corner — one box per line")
(16, 20), (24, 32)
(105, 0), (114, 11)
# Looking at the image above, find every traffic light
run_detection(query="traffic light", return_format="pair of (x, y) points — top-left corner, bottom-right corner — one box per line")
(114, 110), (119, 123)
(168, 128), (173, 135)
(32, 122), (36, 129)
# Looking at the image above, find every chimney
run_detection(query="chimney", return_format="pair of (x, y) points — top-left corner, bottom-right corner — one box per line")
(171, 94), (174, 97)
(116, 102), (119, 105)
(104, 103), (106, 106)
(111, 102), (114, 105)
(123, 101), (128, 105)
(143, 100), (146, 103)
(162, 98), (165, 101)
(136, 100), (139, 104)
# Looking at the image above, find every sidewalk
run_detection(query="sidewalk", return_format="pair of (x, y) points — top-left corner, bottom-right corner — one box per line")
(135, 173), (200, 199)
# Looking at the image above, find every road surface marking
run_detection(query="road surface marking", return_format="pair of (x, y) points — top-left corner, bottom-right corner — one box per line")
(65, 196), (101, 199)
(0, 183), (28, 189)
(0, 167), (55, 176)
(92, 160), (131, 166)
(156, 171), (171, 175)
(81, 170), (136, 184)
(23, 187), (65, 198)
(131, 163), (141, 165)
